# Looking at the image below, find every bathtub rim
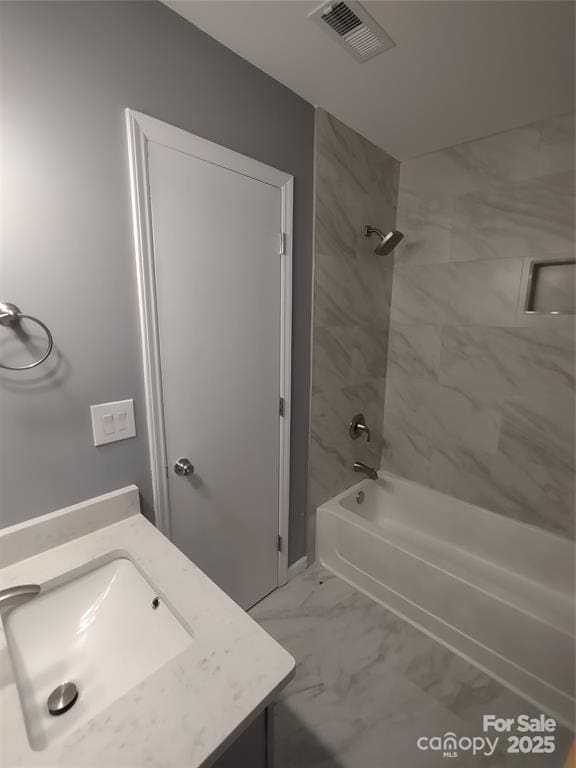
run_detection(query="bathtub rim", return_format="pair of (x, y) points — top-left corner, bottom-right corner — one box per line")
(320, 469), (574, 598)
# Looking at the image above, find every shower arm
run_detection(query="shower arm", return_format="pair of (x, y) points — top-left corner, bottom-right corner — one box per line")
(364, 225), (385, 239)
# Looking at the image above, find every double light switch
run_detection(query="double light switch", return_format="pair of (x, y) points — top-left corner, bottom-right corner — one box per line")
(90, 399), (136, 446)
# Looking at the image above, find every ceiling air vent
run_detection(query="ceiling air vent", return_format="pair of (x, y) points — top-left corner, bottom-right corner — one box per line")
(309, 1), (396, 63)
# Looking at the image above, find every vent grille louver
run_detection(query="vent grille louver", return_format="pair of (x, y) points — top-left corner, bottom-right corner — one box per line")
(310, 1), (396, 63)
(321, 2), (362, 36)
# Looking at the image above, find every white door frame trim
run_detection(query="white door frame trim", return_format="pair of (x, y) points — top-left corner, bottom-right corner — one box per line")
(125, 108), (293, 586)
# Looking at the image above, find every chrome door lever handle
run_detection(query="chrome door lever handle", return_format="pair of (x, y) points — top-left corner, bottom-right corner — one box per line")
(174, 458), (194, 477)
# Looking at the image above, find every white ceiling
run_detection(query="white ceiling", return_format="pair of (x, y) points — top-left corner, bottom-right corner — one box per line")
(165, 0), (574, 160)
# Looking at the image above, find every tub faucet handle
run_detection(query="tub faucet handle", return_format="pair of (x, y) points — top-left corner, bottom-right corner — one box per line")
(349, 413), (371, 442)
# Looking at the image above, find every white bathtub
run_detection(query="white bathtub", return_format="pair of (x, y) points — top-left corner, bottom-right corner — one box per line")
(317, 471), (575, 727)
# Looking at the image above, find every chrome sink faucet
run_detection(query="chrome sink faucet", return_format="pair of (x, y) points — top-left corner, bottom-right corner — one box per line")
(0, 584), (41, 613)
(353, 462), (378, 480)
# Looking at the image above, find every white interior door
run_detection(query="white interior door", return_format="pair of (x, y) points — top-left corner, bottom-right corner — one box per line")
(146, 138), (287, 609)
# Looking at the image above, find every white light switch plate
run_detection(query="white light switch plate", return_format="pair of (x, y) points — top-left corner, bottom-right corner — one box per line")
(90, 399), (136, 446)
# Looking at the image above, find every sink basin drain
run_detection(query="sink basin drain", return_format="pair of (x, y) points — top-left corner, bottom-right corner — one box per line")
(47, 682), (78, 716)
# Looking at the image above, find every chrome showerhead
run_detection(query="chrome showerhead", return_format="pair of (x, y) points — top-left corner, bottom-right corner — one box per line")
(364, 225), (404, 256)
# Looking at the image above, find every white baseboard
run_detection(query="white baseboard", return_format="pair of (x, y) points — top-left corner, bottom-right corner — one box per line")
(287, 555), (308, 580)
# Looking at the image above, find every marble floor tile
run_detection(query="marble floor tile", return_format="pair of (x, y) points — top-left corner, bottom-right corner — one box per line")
(403, 644), (509, 720)
(251, 566), (573, 768)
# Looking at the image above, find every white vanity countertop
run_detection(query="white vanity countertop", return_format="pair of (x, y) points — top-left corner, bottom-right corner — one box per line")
(0, 487), (295, 767)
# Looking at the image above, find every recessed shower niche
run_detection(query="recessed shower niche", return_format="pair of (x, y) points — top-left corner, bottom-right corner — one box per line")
(524, 258), (576, 314)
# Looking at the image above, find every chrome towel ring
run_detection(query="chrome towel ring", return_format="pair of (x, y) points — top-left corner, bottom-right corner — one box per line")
(0, 302), (54, 370)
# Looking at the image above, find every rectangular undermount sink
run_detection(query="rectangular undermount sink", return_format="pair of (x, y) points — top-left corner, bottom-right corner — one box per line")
(3, 557), (193, 750)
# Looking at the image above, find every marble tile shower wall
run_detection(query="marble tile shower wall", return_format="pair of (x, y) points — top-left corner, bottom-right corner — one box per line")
(310, 109), (399, 514)
(382, 113), (575, 539)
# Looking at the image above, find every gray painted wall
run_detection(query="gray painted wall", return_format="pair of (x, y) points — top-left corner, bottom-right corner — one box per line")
(0, 0), (314, 564)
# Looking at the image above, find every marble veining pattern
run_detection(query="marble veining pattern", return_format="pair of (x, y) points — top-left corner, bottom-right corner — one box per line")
(250, 565), (573, 768)
(384, 371), (503, 453)
(390, 258), (524, 327)
(439, 324), (575, 398)
(310, 109), (399, 542)
(394, 190), (454, 266)
(382, 112), (575, 538)
(0, 495), (294, 767)
(451, 172), (574, 262)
